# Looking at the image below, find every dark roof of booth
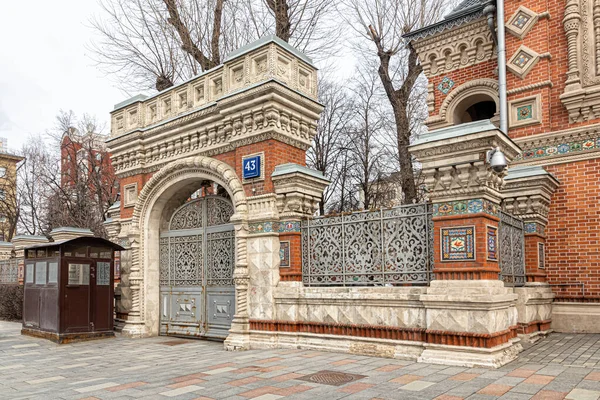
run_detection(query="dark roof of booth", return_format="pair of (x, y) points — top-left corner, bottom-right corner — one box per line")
(24, 236), (124, 251)
(403, 0), (489, 41)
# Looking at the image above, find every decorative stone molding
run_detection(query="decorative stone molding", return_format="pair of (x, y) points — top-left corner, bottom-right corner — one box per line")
(0, 242), (14, 260)
(120, 155), (249, 338)
(513, 122), (600, 166)
(12, 235), (49, 259)
(427, 79), (499, 129)
(104, 201), (122, 244)
(107, 81), (323, 178)
(560, 0), (600, 122)
(111, 36), (317, 139)
(506, 6), (551, 40)
(411, 19), (495, 78)
(123, 183), (138, 207)
(507, 80), (553, 95)
(410, 120), (522, 204)
(508, 94), (542, 128)
(271, 163), (329, 220)
(502, 166), (560, 227)
(507, 45), (545, 79)
(49, 227), (94, 242)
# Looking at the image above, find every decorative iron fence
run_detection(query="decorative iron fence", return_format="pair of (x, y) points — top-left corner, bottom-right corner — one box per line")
(301, 204), (434, 286)
(498, 211), (526, 287)
(0, 259), (18, 284)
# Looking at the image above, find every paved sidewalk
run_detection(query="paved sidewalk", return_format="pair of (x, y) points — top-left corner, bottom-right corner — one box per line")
(1, 321), (600, 400)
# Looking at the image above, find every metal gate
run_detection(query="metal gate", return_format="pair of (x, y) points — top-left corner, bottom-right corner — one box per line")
(159, 196), (236, 339)
(498, 210), (526, 287)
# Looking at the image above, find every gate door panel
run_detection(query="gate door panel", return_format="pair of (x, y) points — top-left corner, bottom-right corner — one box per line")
(159, 196), (235, 339)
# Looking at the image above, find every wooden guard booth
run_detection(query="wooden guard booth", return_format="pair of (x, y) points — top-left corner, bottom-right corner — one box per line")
(21, 237), (123, 343)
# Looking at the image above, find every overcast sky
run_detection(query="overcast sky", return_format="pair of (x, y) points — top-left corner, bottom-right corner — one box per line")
(0, 1), (128, 151)
(0, 1), (355, 153)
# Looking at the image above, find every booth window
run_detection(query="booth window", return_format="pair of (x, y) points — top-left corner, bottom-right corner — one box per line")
(35, 262), (47, 285)
(97, 262), (111, 285)
(25, 263), (34, 283)
(48, 262), (58, 284)
(68, 264), (90, 285)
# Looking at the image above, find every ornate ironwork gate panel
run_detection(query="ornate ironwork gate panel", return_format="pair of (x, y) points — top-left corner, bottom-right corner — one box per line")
(159, 196), (235, 339)
(0, 259), (18, 284)
(499, 210), (526, 287)
(302, 204), (434, 286)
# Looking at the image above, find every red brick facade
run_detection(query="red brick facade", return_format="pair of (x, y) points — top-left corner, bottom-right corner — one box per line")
(410, 0), (600, 302)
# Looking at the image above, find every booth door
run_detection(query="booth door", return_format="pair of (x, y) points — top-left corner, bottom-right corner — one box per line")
(91, 261), (113, 332)
(159, 196), (236, 339)
(65, 260), (112, 333)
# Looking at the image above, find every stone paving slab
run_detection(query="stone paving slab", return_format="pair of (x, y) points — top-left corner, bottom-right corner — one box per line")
(2, 321), (600, 399)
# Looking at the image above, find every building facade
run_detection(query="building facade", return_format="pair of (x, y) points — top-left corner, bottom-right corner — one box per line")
(0, 140), (24, 242)
(405, 0), (600, 332)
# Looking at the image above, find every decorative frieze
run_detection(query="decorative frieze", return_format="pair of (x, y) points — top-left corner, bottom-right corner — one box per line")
(248, 221), (301, 234)
(107, 81), (322, 178)
(514, 123), (600, 165)
(411, 19), (495, 78)
(433, 198), (499, 217)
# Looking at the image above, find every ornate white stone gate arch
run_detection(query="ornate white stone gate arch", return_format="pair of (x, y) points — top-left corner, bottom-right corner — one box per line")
(124, 156), (250, 345)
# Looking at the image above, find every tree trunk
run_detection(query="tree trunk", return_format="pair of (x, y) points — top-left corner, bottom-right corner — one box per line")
(266, 0), (291, 41)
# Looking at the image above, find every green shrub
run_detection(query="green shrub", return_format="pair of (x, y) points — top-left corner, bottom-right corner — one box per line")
(0, 284), (23, 321)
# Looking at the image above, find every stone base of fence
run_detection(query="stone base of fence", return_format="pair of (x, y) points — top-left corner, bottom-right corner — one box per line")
(514, 284), (555, 343)
(245, 281), (524, 368)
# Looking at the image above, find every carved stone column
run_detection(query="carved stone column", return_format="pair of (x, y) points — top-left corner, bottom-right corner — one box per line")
(272, 163), (329, 282)
(563, 0), (582, 92)
(503, 166), (560, 342)
(225, 215), (251, 350)
(410, 120), (524, 367)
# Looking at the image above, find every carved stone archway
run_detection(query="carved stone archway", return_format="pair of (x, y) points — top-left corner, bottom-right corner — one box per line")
(428, 79), (500, 129)
(123, 156), (250, 346)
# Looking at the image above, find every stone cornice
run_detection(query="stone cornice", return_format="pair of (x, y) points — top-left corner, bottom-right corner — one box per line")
(108, 82), (322, 179)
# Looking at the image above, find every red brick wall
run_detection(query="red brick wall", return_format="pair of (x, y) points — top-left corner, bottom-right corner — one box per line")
(279, 233), (302, 281)
(119, 139), (306, 217)
(545, 159), (600, 299)
(433, 214), (501, 280)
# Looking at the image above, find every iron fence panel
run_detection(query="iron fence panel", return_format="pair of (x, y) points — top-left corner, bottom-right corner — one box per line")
(302, 204), (433, 286)
(499, 210), (526, 287)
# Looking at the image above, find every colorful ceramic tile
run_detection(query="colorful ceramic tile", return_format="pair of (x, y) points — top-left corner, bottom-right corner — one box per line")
(487, 226), (498, 261)
(583, 140), (595, 149)
(441, 226), (475, 261)
(279, 221), (301, 233)
(524, 222), (537, 233)
(517, 104), (533, 120)
(437, 77), (455, 94)
(280, 241), (290, 267)
(513, 12), (530, 29)
(538, 242), (545, 269)
(467, 199), (484, 214)
(512, 51), (531, 68)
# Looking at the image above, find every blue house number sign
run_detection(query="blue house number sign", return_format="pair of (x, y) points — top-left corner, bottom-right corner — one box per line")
(242, 155), (261, 179)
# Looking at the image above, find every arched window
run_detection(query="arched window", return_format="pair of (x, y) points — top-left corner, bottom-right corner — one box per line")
(452, 93), (497, 124)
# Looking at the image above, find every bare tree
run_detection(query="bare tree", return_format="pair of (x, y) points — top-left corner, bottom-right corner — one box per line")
(306, 79), (354, 214)
(15, 136), (53, 237)
(0, 158), (20, 241)
(346, 0), (447, 204)
(44, 111), (118, 238)
(346, 67), (390, 210)
(91, 0), (341, 92)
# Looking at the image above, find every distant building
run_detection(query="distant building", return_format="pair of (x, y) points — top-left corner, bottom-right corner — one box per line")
(357, 172), (403, 209)
(60, 128), (117, 202)
(0, 138), (24, 241)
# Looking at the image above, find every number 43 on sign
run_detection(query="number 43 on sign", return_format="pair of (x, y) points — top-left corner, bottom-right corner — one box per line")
(242, 155), (261, 179)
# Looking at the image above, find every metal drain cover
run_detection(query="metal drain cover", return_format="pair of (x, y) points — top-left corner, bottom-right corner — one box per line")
(159, 340), (193, 346)
(298, 370), (366, 386)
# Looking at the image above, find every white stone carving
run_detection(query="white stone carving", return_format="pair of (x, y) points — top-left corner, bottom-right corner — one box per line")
(411, 19), (495, 78)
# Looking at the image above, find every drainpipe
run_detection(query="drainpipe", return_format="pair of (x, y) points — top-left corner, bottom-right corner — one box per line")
(484, 0), (508, 134)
